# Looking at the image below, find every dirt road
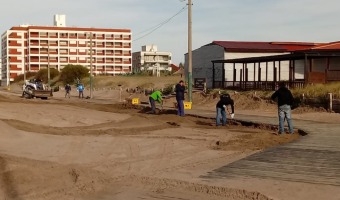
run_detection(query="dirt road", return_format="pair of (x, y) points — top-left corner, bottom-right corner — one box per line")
(2, 88), (339, 200)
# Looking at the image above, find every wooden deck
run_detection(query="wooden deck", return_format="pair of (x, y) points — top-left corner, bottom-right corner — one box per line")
(187, 111), (340, 186)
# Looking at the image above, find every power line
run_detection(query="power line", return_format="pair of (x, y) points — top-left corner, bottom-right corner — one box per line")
(133, 5), (188, 42)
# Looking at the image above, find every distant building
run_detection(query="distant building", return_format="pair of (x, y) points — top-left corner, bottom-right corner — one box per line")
(54, 14), (66, 27)
(1, 15), (132, 86)
(185, 41), (340, 89)
(132, 45), (172, 76)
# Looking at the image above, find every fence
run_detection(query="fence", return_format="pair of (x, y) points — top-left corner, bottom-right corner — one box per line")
(302, 93), (340, 113)
(213, 81), (305, 91)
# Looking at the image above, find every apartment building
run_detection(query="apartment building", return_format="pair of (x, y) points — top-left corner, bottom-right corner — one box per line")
(1, 18), (132, 86)
(132, 45), (172, 76)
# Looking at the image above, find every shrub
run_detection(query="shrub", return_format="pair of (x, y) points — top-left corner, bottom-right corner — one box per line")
(35, 68), (60, 83)
(162, 84), (175, 95)
(13, 72), (37, 82)
(59, 64), (89, 84)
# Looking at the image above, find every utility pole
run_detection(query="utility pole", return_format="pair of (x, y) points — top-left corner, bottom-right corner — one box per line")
(47, 41), (50, 88)
(89, 32), (93, 99)
(188, 0), (193, 102)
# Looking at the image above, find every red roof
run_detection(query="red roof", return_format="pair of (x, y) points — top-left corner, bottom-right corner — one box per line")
(170, 64), (180, 72)
(271, 42), (322, 51)
(212, 41), (321, 52)
(213, 41), (286, 52)
(309, 41), (340, 50)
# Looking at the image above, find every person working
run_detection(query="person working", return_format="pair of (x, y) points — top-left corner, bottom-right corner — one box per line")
(65, 84), (71, 98)
(216, 93), (235, 126)
(175, 80), (185, 116)
(149, 90), (163, 114)
(271, 82), (294, 134)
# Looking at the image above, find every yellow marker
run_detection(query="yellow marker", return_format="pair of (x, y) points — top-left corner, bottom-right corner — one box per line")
(132, 98), (139, 105)
(184, 102), (192, 109)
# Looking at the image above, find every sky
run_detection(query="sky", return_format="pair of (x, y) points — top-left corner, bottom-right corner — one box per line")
(1, 0), (340, 65)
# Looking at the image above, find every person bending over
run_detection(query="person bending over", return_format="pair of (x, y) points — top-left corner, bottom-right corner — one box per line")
(216, 93), (235, 126)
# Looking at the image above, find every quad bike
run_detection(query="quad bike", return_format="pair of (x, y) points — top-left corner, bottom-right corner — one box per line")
(22, 79), (53, 99)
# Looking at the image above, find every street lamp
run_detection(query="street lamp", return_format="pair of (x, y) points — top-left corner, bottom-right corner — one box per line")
(47, 41), (50, 88)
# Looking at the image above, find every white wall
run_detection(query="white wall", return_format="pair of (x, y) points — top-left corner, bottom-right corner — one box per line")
(185, 44), (225, 88)
(294, 60), (305, 80)
(224, 52), (291, 82)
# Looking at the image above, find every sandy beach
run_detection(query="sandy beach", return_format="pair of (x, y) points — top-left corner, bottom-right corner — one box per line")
(0, 88), (339, 200)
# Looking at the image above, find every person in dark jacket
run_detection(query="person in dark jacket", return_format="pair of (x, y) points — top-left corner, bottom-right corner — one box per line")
(175, 80), (185, 116)
(216, 93), (234, 126)
(65, 84), (71, 98)
(271, 82), (294, 134)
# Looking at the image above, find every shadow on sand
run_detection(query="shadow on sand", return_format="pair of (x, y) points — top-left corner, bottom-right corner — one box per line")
(0, 156), (22, 200)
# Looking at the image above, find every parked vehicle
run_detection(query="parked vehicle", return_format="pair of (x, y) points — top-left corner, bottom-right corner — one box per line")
(22, 79), (53, 99)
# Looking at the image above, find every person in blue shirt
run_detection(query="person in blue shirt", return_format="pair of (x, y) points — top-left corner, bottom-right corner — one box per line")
(77, 83), (84, 99)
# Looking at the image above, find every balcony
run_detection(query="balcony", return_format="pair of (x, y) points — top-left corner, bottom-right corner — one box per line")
(9, 33), (22, 39)
(30, 50), (39, 54)
(60, 34), (68, 39)
(29, 33), (39, 38)
(9, 49), (22, 55)
(8, 41), (22, 47)
(69, 34), (77, 39)
(96, 35), (105, 40)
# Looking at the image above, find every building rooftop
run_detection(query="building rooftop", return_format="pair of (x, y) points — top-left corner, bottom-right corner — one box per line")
(9, 26), (131, 33)
(212, 41), (322, 52)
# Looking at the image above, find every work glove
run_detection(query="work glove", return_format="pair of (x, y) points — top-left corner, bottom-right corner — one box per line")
(230, 113), (235, 119)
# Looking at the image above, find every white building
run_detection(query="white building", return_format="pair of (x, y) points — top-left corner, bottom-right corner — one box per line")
(54, 14), (66, 27)
(185, 41), (318, 88)
(132, 45), (172, 76)
(1, 15), (132, 86)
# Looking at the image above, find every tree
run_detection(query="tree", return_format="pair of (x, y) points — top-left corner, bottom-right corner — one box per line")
(35, 68), (60, 83)
(59, 64), (89, 84)
(179, 62), (184, 69)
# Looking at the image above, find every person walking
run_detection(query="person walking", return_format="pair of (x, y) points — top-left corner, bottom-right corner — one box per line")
(216, 93), (235, 126)
(149, 90), (163, 114)
(64, 84), (71, 98)
(77, 83), (84, 99)
(175, 80), (185, 116)
(271, 82), (294, 134)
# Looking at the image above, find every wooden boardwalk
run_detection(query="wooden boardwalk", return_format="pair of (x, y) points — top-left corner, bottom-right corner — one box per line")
(187, 111), (340, 186)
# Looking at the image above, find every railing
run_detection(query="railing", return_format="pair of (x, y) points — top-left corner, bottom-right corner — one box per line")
(213, 81), (305, 91)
